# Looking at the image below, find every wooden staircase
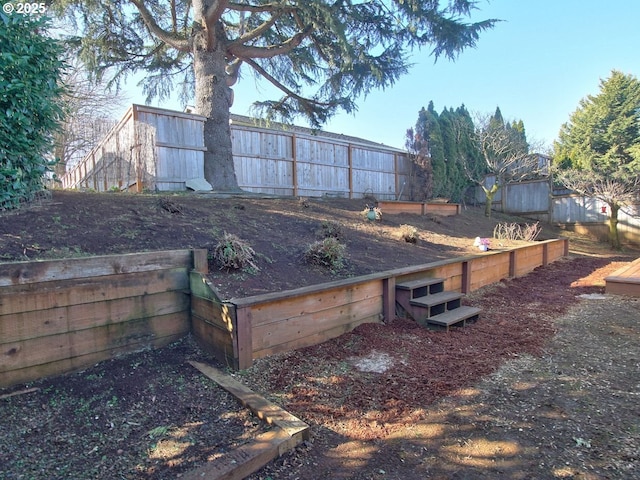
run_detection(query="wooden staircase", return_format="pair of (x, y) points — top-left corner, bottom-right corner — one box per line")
(395, 277), (480, 330)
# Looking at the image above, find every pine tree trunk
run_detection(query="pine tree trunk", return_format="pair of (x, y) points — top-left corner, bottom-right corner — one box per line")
(192, 24), (240, 191)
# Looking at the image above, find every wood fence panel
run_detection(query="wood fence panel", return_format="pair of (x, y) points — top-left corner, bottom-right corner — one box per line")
(296, 162), (350, 196)
(351, 169), (396, 199)
(155, 147), (204, 190)
(296, 138), (348, 166)
(62, 105), (409, 198)
(234, 156), (294, 193)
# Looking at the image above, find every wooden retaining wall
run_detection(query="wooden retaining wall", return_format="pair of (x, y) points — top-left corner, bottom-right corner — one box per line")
(192, 239), (569, 370)
(0, 250), (205, 388)
(1, 240), (568, 386)
(377, 201), (462, 216)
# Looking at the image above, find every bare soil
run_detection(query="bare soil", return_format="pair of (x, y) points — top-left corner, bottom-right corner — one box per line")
(1, 191), (639, 479)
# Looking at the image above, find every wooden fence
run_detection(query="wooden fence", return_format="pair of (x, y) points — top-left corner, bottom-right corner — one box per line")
(191, 239), (569, 370)
(61, 105), (411, 200)
(0, 249), (206, 388)
(475, 177), (640, 245)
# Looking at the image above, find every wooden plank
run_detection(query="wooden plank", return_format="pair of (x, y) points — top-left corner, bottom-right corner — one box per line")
(189, 361), (308, 432)
(191, 297), (233, 331)
(382, 277), (395, 322)
(0, 250), (193, 286)
(605, 279), (640, 296)
(251, 296), (383, 351)
(192, 249), (209, 274)
(1, 311), (189, 374)
(607, 258), (640, 279)
(378, 201), (423, 215)
(235, 307), (253, 370)
(190, 271), (223, 302)
(424, 203), (461, 216)
(0, 267), (189, 315)
(254, 313), (381, 360)
(191, 315), (236, 368)
(1, 332), (184, 389)
(181, 428), (293, 480)
(0, 290), (190, 344)
(248, 280), (381, 326)
(184, 361), (309, 480)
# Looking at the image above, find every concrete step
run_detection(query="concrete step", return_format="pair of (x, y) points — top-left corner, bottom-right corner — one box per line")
(422, 306), (482, 331)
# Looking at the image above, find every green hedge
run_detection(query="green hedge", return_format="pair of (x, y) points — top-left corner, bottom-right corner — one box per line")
(0, 12), (65, 209)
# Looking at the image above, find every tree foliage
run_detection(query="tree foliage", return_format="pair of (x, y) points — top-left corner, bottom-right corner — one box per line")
(553, 70), (640, 248)
(404, 127), (433, 201)
(0, 12), (66, 209)
(52, 0), (497, 190)
(412, 102), (482, 202)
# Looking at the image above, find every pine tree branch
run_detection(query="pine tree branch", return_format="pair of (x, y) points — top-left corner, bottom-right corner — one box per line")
(229, 24), (312, 59)
(130, 0), (191, 52)
(244, 57), (332, 108)
(203, 0), (229, 25)
(231, 12), (282, 45)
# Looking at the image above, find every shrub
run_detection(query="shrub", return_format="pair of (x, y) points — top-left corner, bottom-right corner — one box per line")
(493, 221), (542, 242)
(316, 220), (344, 240)
(0, 13), (66, 210)
(304, 237), (346, 271)
(398, 224), (419, 243)
(211, 232), (259, 271)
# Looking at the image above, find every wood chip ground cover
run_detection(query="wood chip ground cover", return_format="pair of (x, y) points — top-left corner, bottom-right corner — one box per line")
(1, 191), (639, 478)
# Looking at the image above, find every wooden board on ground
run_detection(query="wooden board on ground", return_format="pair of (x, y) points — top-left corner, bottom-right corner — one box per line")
(184, 361), (309, 480)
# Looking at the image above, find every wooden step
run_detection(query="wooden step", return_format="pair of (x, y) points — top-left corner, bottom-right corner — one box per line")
(396, 277), (445, 290)
(409, 291), (462, 308)
(396, 277), (445, 300)
(423, 306), (481, 331)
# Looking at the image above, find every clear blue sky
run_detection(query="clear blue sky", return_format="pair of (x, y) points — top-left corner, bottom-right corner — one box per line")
(125, 0), (640, 151)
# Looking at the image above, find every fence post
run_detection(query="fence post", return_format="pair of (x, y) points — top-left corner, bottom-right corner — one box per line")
(292, 133), (298, 197)
(348, 144), (353, 199)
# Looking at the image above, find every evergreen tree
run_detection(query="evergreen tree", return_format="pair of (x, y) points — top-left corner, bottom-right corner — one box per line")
(417, 102), (447, 198)
(554, 70), (640, 249)
(0, 13), (66, 209)
(53, 1), (496, 191)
